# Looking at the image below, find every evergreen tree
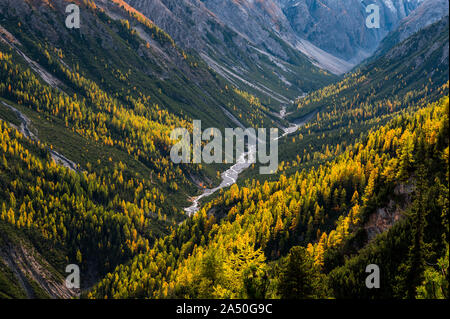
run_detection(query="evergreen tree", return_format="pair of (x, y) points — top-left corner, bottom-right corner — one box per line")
(278, 246), (326, 299)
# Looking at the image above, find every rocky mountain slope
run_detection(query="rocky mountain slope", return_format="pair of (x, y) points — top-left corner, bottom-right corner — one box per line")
(125, 0), (446, 80)
(199, 0), (356, 74)
(124, 0), (336, 102)
(281, 0), (424, 63)
(373, 0), (449, 59)
(132, 0), (428, 76)
(0, 220), (77, 299)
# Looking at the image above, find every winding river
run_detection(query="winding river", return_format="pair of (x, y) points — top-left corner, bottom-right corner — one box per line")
(184, 106), (317, 215)
(2, 99), (314, 216)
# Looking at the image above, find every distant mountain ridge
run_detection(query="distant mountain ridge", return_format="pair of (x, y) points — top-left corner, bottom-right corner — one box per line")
(124, 0), (336, 102)
(126, 0), (434, 77)
(281, 0), (424, 63)
(199, 0), (355, 74)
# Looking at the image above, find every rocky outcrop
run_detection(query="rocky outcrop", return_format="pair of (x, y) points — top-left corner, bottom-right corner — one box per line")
(282, 0), (423, 63)
(374, 0), (449, 58)
(0, 233), (78, 299)
(384, 17), (449, 69)
(365, 183), (416, 241)
(393, 0), (448, 43)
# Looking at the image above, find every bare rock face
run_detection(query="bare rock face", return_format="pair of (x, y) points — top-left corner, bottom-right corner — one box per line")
(374, 0), (449, 58)
(365, 202), (403, 241)
(125, 0), (303, 66)
(201, 0), (297, 58)
(365, 182), (416, 242)
(395, 0), (449, 42)
(0, 241), (78, 299)
(125, 0), (335, 98)
(282, 0), (424, 63)
(124, 0), (221, 52)
(127, 0), (302, 60)
(127, 0), (427, 73)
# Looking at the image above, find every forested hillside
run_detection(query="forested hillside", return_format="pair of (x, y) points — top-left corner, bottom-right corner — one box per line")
(0, 0), (293, 211)
(86, 16), (449, 300)
(0, 0), (281, 129)
(0, 0), (448, 300)
(0, 0), (297, 295)
(0, 107), (175, 295)
(89, 94), (448, 299)
(248, 17), (449, 181)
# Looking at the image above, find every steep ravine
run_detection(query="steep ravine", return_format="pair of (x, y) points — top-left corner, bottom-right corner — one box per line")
(0, 240), (77, 299)
(1, 101), (79, 172)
